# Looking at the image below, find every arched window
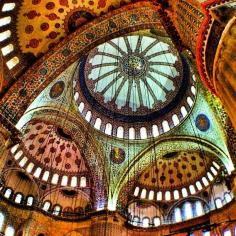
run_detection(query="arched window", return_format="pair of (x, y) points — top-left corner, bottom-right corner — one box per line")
(181, 188), (188, 197)
(140, 127), (147, 139)
(19, 156), (28, 167)
(174, 190), (179, 200)
(187, 97), (194, 107)
(2, 3), (16, 12)
(165, 191), (171, 201)
(80, 176), (86, 187)
(6, 56), (19, 70)
(224, 192), (232, 203)
(174, 208), (182, 223)
(14, 150), (23, 160)
(156, 191), (162, 201)
(184, 202), (193, 220)
(140, 189), (147, 199)
(0, 16), (11, 26)
(189, 185), (196, 194)
(52, 205), (61, 216)
(61, 176), (68, 186)
(191, 86), (196, 95)
(74, 92), (79, 101)
(153, 217), (161, 226)
(162, 120), (170, 133)
(15, 193), (23, 204)
(4, 188), (12, 198)
(152, 125), (159, 137)
(180, 106), (187, 118)
(42, 201), (51, 211)
(85, 111), (92, 122)
(142, 217), (149, 228)
(215, 198), (223, 208)
(129, 128), (135, 139)
(10, 144), (19, 154)
(1, 44), (14, 56)
(172, 114), (180, 126)
(0, 30), (11, 42)
(71, 176), (77, 187)
(213, 161), (220, 170)
(132, 216), (140, 226)
(26, 162), (34, 173)
(5, 226), (15, 236)
(78, 102), (84, 113)
(94, 118), (101, 130)
(105, 123), (112, 135)
(210, 166), (218, 176)
(148, 190), (154, 200)
(203, 231), (210, 236)
(196, 181), (203, 191)
(34, 167), (42, 178)
(0, 212), (5, 231)
(223, 229), (231, 236)
(51, 174), (59, 184)
(117, 126), (124, 138)
(133, 187), (139, 197)
(26, 196), (34, 206)
(202, 177), (209, 187)
(207, 172), (214, 181)
(195, 201), (204, 216)
(42, 171), (50, 181)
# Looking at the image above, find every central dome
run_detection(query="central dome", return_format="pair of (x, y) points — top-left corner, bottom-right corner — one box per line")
(74, 33), (196, 139)
(81, 35), (182, 116)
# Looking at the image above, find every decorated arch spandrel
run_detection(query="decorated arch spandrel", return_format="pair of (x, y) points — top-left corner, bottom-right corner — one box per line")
(113, 135), (233, 210)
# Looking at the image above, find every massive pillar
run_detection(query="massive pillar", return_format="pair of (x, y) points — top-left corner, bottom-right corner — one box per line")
(213, 16), (236, 129)
(171, 0), (236, 130)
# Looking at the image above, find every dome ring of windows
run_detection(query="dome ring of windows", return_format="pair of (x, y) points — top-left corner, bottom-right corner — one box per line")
(73, 33), (197, 139)
(9, 120), (91, 189)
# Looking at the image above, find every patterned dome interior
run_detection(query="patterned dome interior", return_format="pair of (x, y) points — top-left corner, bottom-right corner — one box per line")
(0, 0), (235, 234)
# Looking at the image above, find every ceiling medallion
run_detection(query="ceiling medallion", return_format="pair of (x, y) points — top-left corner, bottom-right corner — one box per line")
(120, 53), (147, 77)
(195, 114), (210, 132)
(49, 81), (65, 99)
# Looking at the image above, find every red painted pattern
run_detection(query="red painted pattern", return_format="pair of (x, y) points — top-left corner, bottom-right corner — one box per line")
(196, 0), (222, 95)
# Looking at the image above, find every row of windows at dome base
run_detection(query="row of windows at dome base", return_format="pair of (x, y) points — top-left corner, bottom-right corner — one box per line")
(2, 188), (34, 206)
(179, 228), (234, 236)
(11, 145), (87, 187)
(128, 200), (206, 228)
(129, 194), (233, 228)
(172, 194), (233, 223)
(0, 211), (15, 236)
(129, 216), (161, 227)
(0, 2), (20, 70)
(41, 201), (87, 217)
(1, 187), (89, 217)
(75, 88), (195, 139)
(133, 163), (220, 201)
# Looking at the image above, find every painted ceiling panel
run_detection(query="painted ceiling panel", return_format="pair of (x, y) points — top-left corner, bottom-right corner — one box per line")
(16, 0), (131, 56)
